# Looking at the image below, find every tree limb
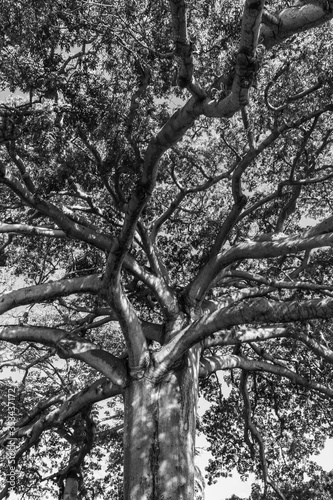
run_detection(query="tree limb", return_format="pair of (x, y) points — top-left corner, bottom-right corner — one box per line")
(154, 294), (333, 377)
(0, 162), (112, 250)
(169, 0), (206, 98)
(0, 274), (101, 315)
(199, 354), (333, 398)
(0, 325), (127, 386)
(0, 223), (68, 238)
(261, 1), (333, 50)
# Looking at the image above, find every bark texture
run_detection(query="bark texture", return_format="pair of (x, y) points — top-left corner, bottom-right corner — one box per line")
(123, 347), (201, 500)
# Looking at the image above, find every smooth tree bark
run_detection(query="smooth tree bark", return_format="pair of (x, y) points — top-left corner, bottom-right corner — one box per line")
(123, 347), (200, 500)
(1, 1), (333, 499)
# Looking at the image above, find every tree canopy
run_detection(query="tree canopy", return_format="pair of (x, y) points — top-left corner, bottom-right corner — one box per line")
(1, 1), (333, 499)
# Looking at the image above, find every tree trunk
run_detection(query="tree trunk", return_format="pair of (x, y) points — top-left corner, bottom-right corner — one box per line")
(62, 471), (79, 500)
(123, 346), (201, 500)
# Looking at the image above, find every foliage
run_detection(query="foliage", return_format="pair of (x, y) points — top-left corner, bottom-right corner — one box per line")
(1, 0), (333, 499)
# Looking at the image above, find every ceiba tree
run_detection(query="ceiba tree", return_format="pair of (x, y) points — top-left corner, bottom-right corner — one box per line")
(1, 0), (333, 498)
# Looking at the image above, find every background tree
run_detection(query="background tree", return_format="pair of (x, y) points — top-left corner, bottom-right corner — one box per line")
(1, 0), (333, 499)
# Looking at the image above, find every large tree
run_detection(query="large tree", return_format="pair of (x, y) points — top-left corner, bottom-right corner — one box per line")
(1, 0), (333, 498)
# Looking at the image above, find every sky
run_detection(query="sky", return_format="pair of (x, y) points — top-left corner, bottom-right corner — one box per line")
(197, 430), (333, 500)
(196, 390), (333, 500)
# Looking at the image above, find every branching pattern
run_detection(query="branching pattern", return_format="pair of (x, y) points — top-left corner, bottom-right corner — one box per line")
(1, 1), (333, 498)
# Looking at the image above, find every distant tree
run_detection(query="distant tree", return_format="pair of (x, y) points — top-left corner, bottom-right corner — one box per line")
(1, 1), (333, 499)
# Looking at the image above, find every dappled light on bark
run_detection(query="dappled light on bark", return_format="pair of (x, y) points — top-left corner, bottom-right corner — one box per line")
(1, 1), (333, 499)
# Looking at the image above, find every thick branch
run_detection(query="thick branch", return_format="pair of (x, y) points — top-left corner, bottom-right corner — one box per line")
(199, 354), (333, 398)
(1, 377), (122, 463)
(189, 230), (333, 305)
(0, 223), (68, 238)
(203, 326), (288, 349)
(154, 294), (333, 377)
(261, 1), (333, 49)
(0, 274), (101, 315)
(0, 325), (127, 386)
(169, 0), (205, 98)
(203, 0), (265, 117)
(103, 98), (204, 369)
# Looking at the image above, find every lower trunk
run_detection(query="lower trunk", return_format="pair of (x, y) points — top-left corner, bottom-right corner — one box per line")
(62, 471), (79, 500)
(123, 346), (201, 500)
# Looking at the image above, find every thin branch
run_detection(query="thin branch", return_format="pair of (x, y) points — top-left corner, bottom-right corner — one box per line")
(291, 329), (333, 364)
(0, 162), (112, 250)
(76, 126), (119, 204)
(125, 60), (150, 165)
(150, 191), (187, 243)
(6, 143), (36, 193)
(240, 371), (269, 490)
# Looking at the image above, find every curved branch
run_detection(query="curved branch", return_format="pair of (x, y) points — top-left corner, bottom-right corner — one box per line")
(6, 143), (36, 193)
(154, 294), (333, 377)
(203, 0), (265, 117)
(103, 97), (204, 370)
(199, 354), (333, 398)
(150, 191), (187, 243)
(240, 371), (270, 493)
(261, 2), (333, 50)
(0, 377), (123, 471)
(0, 274), (101, 315)
(57, 408), (95, 498)
(76, 127), (119, 204)
(190, 230), (333, 304)
(169, 0), (205, 98)
(0, 325), (127, 386)
(203, 326), (288, 349)
(0, 223), (68, 238)
(0, 163), (112, 250)
(275, 184), (302, 233)
(16, 394), (65, 427)
(292, 329), (333, 364)
(187, 103), (333, 305)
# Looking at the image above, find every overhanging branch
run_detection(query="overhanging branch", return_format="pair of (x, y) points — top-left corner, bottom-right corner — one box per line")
(199, 354), (333, 398)
(0, 274), (101, 315)
(0, 325), (127, 386)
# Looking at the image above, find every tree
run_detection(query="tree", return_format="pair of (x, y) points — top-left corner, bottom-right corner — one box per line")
(1, 0), (333, 498)
(227, 470), (333, 499)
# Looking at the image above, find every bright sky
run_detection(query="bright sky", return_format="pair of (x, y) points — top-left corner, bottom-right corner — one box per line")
(197, 435), (333, 500)
(196, 393), (333, 500)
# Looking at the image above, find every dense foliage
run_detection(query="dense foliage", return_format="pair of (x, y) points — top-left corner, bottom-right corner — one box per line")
(1, 1), (333, 499)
